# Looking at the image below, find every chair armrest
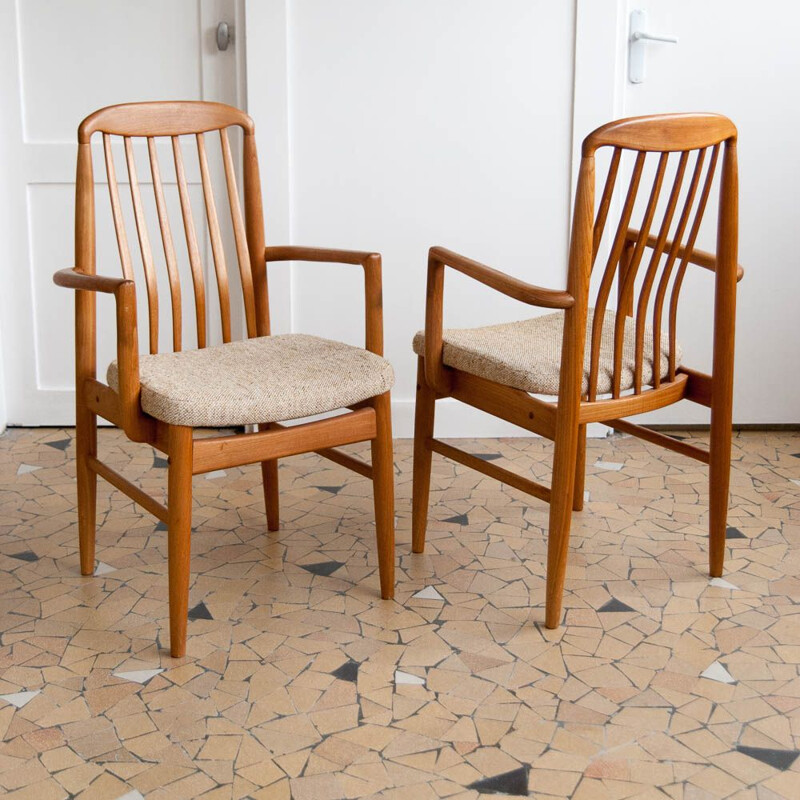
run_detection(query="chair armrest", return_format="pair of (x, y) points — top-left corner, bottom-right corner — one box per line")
(429, 246), (575, 308)
(423, 246), (574, 393)
(625, 229), (744, 282)
(264, 246), (384, 355)
(53, 268), (130, 294)
(53, 268), (148, 440)
(265, 245), (378, 267)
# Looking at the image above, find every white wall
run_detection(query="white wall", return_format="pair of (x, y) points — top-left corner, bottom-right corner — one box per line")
(247, 0), (577, 437)
(0, 337), (6, 435)
(246, 0), (800, 437)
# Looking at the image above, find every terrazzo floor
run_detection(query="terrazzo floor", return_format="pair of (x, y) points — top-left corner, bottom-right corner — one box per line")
(0, 426), (799, 799)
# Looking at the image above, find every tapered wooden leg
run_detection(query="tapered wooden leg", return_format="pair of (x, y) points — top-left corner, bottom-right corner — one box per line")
(167, 425), (193, 658)
(412, 358), (436, 553)
(708, 389), (733, 578)
(76, 404), (97, 576)
(572, 424), (587, 512)
(370, 392), (395, 599)
(545, 416), (580, 629)
(258, 423), (280, 531)
(709, 137), (738, 578)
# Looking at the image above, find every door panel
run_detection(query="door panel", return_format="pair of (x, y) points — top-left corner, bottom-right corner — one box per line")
(18, 1), (203, 142)
(1, 0), (244, 425)
(598, 1), (800, 424)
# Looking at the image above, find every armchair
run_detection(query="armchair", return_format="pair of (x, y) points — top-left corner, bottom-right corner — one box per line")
(412, 113), (742, 629)
(54, 101), (396, 657)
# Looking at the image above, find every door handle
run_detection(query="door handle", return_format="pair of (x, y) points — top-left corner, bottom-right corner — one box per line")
(631, 30), (678, 45)
(216, 21), (234, 51)
(629, 10), (678, 84)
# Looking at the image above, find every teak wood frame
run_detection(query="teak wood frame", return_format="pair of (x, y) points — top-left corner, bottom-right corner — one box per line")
(53, 101), (395, 658)
(412, 113), (743, 628)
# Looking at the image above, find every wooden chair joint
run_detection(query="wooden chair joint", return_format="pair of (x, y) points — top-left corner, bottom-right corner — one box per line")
(679, 367), (713, 407)
(83, 379), (121, 425)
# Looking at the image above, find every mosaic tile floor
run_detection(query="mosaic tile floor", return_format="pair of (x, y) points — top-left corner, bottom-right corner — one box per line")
(1, 426), (799, 800)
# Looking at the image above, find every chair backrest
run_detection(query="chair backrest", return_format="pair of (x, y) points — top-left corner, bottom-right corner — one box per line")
(567, 113), (738, 402)
(75, 101), (269, 354)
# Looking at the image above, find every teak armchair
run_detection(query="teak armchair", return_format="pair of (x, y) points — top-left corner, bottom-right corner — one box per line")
(54, 101), (395, 657)
(412, 113), (742, 628)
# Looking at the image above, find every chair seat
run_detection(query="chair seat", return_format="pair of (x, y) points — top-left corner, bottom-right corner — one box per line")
(108, 333), (395, 427)
(412, 309), (682, 396)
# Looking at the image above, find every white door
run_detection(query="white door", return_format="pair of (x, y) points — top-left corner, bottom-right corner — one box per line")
(574, 0), (800, 424)
(0, 0), (246, 426)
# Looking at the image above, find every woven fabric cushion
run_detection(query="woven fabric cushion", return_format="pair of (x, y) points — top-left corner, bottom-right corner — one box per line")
(108, 333), (394, 427)
(412, 309), (682, 396)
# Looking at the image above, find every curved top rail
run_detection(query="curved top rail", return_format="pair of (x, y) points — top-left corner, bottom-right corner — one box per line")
(79, 101), (254, 142)
(583, 112), (736, 155)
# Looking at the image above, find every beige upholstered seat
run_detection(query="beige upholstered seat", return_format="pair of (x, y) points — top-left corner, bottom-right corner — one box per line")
(108, 333), (395, 427)
(412, 309), (682, 396)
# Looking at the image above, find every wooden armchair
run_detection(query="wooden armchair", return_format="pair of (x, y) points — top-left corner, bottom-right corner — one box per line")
(54, 101), (395, 657)
(411, 113), (742, 628)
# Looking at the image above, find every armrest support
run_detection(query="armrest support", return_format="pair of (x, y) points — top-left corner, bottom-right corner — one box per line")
(625, 229), (744, 282)
(264, 246), (384, 355)
(53, 268), (149, 441)
(424, 246), (574, 393)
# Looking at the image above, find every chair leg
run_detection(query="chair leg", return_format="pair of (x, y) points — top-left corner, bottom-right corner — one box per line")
(258, 423), (280, 531)
(76, 404), (97, 576)
(545, 417), (580, 629)
(708, 389), (733, 578)
(370, 391), (395, 600)
(412, 358), (436, 553)
(572, 423), (587, 512)
(167, 425), (193, 658)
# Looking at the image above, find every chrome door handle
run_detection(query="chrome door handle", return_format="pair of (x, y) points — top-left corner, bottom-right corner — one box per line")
(216, 21), (234, 51)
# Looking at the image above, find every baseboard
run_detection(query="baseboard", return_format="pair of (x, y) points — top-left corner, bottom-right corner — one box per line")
(8, 401), (794, 440)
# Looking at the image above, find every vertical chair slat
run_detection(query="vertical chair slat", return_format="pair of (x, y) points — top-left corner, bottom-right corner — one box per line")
(147, 137), (182, 351)
(668, 144), (721, 380)
(103, 135), (134, 281)
(587, 150), (646, 401)
(243, 132), (270, 337)
(219, 128), (257, 338)
(611, 151), (669, 397)
(634, 150), (689, 391)
(172, 135), (207, 349)
(197, 132), (232, 343)
(124, 137), (159, 354)
(651, 148), (708, 388)
(592, 147), (622, 261)
(616, 239), (635, 317)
